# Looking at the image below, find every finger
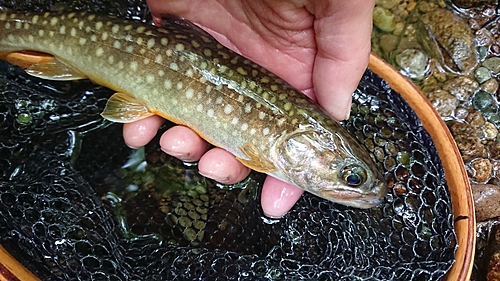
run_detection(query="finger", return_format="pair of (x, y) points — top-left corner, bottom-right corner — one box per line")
(122, 115), (165, 148)
(159, 125), (211, 162)
(198, 148), (251, 184)
(260, 177), (304, 218)
(312, 0), (374, 120)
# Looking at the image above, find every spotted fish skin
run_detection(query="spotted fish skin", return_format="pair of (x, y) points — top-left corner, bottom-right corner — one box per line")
(0, 12), (387, 208)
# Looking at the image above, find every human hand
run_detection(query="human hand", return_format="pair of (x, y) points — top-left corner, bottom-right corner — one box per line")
(123, 0), (374, 217)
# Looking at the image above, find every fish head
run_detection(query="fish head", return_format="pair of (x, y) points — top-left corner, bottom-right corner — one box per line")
(273, 128), (388, 208)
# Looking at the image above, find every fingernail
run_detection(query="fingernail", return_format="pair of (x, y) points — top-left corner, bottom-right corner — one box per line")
(163, 150), (191, 161)
(198, 170), (231, 183)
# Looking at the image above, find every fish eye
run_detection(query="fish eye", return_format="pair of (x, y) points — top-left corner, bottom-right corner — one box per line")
(340, 164), (367, 187)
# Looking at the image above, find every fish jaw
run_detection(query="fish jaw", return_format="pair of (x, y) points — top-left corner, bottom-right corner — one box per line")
(319, 177), (388, 208)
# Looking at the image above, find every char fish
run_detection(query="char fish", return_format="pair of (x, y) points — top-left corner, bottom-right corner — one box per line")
(0, 11), (387, 208)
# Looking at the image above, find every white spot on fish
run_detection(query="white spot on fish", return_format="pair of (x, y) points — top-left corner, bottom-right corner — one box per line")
(68, 12), (75, 18)
(139, 48), (146, 55)
(130, 61), (138, 71)
(90, 34), (97, 42)
(244, 103), (251, 113)
(284, 102), (292, 111)
(205, 85), (212, 94)
(146, 74), (155, 84)
(136, 26), (146, 33)
(124, 25), (132, 31)
(175, 44), (185, 51)
(38, 29), (44, 36)
(136, 37), (143, 45)
(215, 97), (223, 104)
(258, 112), (265, 120)
(263, 128), (270, 135)
(147, 38), (155, 49)
(70, 27), (76, 37)
(196, 104), (203, 112)
(169, 63), (179, 71)
(49, 30), (54, 37)
(185, 69), (193, 77)
(231, 117), (239, 125)
(207, 108), (214, 118)
(101, 32), (108, 41)
(15, 21), (22, 29)
(96, 47), (104, 57)
(158, 70), (165, 77)
(117, 61), (124, 69)
(58, 25), (66, 34)
(224, 104), (233, 115)
(108, 55), (114, 64)
(154, 54), (163, 64)
(0, 14), (6, 21)
(250, 128), (256, 135)
(186, 88), (194, 99)
(28, 35), (34, 43)
(4, 22), (10, 29)
(161, 38), (168, 46)
(31, 15), (38, 23)
(95, 21), (103, 30)
(164, 80), (172, 90)
(241, 123), (248, 131)
(165, 49), (173, 57)
(176, 82), (183, 90)
(79, 38), (87, 45)
(87, 14), (95, 21)
(277, 118), (286, 126)
(50, 17), (58, 26)
(125, 45), (134, 53)
(112, 24), (120, 34)
(85, 26), (91, 33)
(143, 58), (150, 65)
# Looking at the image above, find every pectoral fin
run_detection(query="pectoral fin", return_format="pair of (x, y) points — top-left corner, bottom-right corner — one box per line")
(2, 51), (87, 80)
(101, 92), (154, 123)
(237, 142), (277, 173)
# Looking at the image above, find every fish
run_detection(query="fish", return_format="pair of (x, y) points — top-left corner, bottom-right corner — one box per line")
(0, 11), (387, 208)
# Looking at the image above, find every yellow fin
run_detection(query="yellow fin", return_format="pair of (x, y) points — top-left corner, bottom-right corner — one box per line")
(101, 92), (154, 123)
(237, 142), (277, 173)
(25, 58), (87, 81)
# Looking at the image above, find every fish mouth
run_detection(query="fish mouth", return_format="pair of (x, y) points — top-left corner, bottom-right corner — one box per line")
(319, 179), (388, 209)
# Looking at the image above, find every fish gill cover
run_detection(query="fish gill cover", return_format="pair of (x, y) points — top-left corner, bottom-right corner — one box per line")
(0, 0), (456, 280)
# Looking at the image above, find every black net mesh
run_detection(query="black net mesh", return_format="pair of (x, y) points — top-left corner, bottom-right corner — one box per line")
(0, 0), (457, 280)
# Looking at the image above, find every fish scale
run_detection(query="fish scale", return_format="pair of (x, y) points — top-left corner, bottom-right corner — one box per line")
(0, 11), (387, 207)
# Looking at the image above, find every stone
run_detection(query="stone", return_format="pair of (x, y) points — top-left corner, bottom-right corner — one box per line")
(472, 184), (500, 222)
(483, 57), (500, 74)
(470, 158), (492, 182)
(484, 122), (499, 140)
(426, 89), (457, 117)
(475, 66), (492, 84)
(373, 6), (396, 33)
(466, 110), (486, 126)
(481, 78), (499, 94)
(443, 76), (479, 101)
(473, 91), (498, 114)
(395, 48), (429, 80)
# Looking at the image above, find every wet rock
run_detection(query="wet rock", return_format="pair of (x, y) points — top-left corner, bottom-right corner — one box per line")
(473, 91), (498, 114)
(466, 110), (486, 126)
(485, 122), (499, 140)
(476, 66), (492, 84)
(487, 250), (500, 281)
(379, 34), (399, 56)
(417, 9), (478, 74)
(476, 28), (495, 46)
(472, 184), (500, 222)
(470, 158), (493, 182)
(375, 0), (397, 9)
(373, 6), (396, 32)
(483, 57), (500, 75)
(451, 0), (496, 9)
(443, 76), (479, 101)
(395, 48), (429, 80)
(455, 107), (470, 119)
(454, 139), (488, 162)
(426, 89), (457, 117)
(482, 79), (499, 94)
